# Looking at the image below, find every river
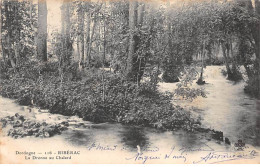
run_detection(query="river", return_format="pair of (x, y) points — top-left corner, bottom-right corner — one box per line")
(0, 66), (259, 164)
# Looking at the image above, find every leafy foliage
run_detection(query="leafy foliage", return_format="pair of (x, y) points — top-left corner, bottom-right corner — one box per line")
(1, 0), (37, 64)
(0, 60), (200, 131)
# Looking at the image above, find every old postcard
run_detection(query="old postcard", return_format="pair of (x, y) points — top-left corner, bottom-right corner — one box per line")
(0, 0), (259, 164)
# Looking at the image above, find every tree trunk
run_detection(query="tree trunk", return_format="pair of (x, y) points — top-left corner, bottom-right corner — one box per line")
(221, 42), (232, 75)
(5, 2), (15, 68)
(228, 38), (236, 68)
(201, 41), (206, 77)
(84, 2), (90, 67)
(29, 0), (33, 20)
(61, 0), (72, 66)
(87, 15), (96, 62)
(166, 0), (173, 58)
(0, 0), (2, 57)
(137, 3), (144, 27)
(14, 2), (21, 67)
(125, 2), (146, 83)
(126, 1), (137, 82)
(102, 1), (106, 102)
(37, 0), (47, 62)
(77, 2), (84, 70)
(197, 40), (206, 85)
(135, 2), (146, 84)
(1, 0), (6, 65)
(253, 0), (260, 96)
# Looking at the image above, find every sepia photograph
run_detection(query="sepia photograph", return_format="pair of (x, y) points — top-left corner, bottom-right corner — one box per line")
(0, 0), (259, 164)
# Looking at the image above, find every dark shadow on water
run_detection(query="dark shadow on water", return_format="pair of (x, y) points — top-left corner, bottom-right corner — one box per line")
(63, 129), (94, 146)
(120, 126), (149, 151)
(238, 111), (260, 147)
(234, 99), (260, 147)
(90, 123), (111, 130)
(172, 131), (206, 148)
(256, 111), (260, 146)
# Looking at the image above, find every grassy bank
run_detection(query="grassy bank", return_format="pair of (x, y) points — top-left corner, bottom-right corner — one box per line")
(0, 60), (201, 132)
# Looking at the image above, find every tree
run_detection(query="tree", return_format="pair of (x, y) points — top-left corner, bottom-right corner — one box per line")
(102, 1), (106, 102)
(37, 0), (47, 62)
(221, 41), (232, 75)
(84, 2), (91, 67)
(162, 0), (181, 83)
(1, 0), (36, 68)
(251, 0), (260, 96)
(234, 0), (260, 96)
(2, 0), (17, 68)
(61, 0), (72, 66)
(126, 1), (146, 83)
(77, 1), (85, 69)
(0, 0), (2, 58)
(126, 1), (138, 82)
(135, 2), (146, 84)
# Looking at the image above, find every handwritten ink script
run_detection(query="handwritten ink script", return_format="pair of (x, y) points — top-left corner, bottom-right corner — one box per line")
(126, 146), (187, 164)
(84, 142), (258, 164)
(124, 143), (258, 164)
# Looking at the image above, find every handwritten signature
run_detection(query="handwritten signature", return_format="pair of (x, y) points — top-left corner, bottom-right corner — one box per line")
(193, 150), (258, 164)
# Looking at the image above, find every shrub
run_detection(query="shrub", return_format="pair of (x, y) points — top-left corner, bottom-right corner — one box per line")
(227, 65), (243, 82)
(210, 57), (225, 65)
(221, 69), (228, 76)
(162, 71), (180, 83)
(221, 66), (243, 82)
(244, 77), (260, 98)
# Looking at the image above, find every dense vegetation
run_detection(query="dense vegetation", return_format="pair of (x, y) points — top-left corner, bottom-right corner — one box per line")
(0, 0), (259, 131)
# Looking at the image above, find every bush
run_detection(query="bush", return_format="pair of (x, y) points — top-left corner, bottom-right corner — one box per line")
(221, 67), (243, 82)
(162, 71), (180, 83)
(227, 65), (243, 81)
(161, 58), (181, 83)
(221, 69), (228, 76)
(210, 57), (225, 65)
(244, 77), (260, 98)
(0, 60), (200, 131)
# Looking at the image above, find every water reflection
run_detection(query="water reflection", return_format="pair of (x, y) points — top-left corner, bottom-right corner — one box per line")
(63, 129), (94, 146)
(120, 126), (149, 151)
(61, 123), (149, 152)
(173, 131), (205, 147)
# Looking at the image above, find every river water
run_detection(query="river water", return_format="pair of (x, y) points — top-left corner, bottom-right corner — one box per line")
(0, 66), (259, 164)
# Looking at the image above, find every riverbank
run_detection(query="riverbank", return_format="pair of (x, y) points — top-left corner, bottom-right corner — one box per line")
(0, 96), (259, 164)
(160, 66), (260, 147)
(1, 64), (259, 145)
(0, 96), (223, 142)
(1, 65), (259, 154)
(0, 60), (202, 132)
(1, 64), (258, 145)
